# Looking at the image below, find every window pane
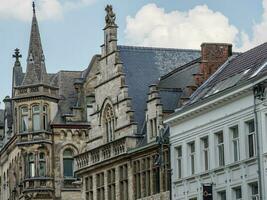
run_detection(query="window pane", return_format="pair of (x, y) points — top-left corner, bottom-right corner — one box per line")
(64, 159), (73, 177)
(39, 162), (46, 176)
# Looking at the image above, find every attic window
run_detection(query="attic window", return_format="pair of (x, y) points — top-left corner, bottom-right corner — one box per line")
(250, 61), (267, 78)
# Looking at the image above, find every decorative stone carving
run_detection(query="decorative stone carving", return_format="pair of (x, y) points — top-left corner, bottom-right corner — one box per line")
(105, 5), (116, 26)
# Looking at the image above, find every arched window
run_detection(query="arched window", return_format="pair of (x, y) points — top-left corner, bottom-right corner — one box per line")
(28, 153), (35, 178)
(63, 149), (74, 178)
(32, 105), (41, 131)
(104, 104), (115, 142)
(39, 152), (46, 177)
(43, 105), (48, 130)
(20, 107), (28, 132)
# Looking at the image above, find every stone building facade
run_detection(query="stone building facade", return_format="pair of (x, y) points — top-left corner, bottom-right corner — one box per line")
(0, 3), (236, 200)
(0, 4), (88, 200)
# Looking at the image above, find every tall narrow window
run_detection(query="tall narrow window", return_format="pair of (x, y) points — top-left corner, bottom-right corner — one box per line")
(189, 142), (195, 175)
(152, 156), (160, 194)
(233, 187), (242, 200)
(247, 120), (256, 158)
(231, 126), (240, 162)
(20, 107), (28, 132)
(63, 149), (74, 178)
(39, 152), (46, 177)
(218, 190), (226, 200)
(85, 176), (93, 200)
(250, 182), (258, 200)
(134, 160), (141, 199)
(216, 131), (225, 166)
(43, 106), (48, 130)
(202, 137), (209, 171)
(29, 153), (35, 178)
(104, 104), (115, 142)
(119, 164), (128, 200)
(107, 169), (116, 200)
(176, 146), (182, 178)
(32, 105), (41, 131)
(96, 172), (105, 200)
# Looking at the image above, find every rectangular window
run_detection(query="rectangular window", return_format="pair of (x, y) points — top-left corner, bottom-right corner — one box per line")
(96, 172), (105, 200)
(108, 169), (116, 200)
(32, 105), (41, 131)
(202, 137), (209, 171)
(134, 160), (141, 199)
(218, 190), (226, 200)
(216, 131), (225, 166)
(119, 164), (128, 200)
(152, 155), (160, 194)
(247, 120), (256, 158)
(233, 187), (242, 200)
(176, 146), (182, 178)
(189, 142), (195, 175)
(85, 176), (93, 200)
(250, 182), (259, 200)
(231, 126), (240, 162)
(20, 107), (29, 132)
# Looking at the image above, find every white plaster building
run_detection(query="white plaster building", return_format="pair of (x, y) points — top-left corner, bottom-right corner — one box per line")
(166, 43), (267, 200)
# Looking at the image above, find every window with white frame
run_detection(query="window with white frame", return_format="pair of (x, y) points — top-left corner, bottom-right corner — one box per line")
(246, 120), (256, 158)
(176, 146), (182, 178)
(188, 142), (195, 175)
(233, 186), (242, 200)
(20, 107), (29, 132)
(32, 105), (41, 131)
(201, 137), (209, 171)
(216, 131), (225, 167)
(230, 126), (240, 162)
(249, 182), (259, 200)
(28, 153), (35, 178)
(218, 190), (226, 200)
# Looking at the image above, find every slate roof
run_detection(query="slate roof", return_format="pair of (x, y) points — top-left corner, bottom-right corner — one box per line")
(0, 110), (4, 127)
(188, 42), (267, 105)
(118, 45), (200, 133)
(51, 71), (83, 124)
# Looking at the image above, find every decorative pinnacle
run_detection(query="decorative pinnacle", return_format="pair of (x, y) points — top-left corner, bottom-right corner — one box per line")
(12, 48), (22, 62)
(32, 1), (36, 14)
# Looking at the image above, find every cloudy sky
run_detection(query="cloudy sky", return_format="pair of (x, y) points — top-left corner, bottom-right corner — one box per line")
(0, 0), (265, 108)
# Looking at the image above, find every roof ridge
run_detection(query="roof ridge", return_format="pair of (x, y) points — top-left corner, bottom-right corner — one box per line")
(118, 45), (200, 52)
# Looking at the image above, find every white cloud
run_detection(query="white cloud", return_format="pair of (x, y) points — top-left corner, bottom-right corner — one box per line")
(125, 2), (267, 51)
(0, 0), (95, 21)
(125, 4), (239, 50)
(238, 0), (267, 51)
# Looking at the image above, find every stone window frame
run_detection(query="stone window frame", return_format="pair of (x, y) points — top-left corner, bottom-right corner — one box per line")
(60, 144), (78, 179)
(96, 172), (105, 200)
(85, 176), (93, 200)
(19, 105), (29, 133)
(31, 103), (50, 132)
(119, 164), (128, 200)
(107, 168), (116, 200)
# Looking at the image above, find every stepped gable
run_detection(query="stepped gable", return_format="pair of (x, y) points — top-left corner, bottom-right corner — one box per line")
(118, 45), (200, 133)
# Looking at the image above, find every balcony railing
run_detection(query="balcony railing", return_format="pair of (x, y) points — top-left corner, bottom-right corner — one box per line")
(17, 131), (52, 146)
(75, 136), (137, 170)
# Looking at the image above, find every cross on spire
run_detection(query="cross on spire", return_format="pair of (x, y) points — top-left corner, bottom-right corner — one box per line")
(12, 48), (22, 62)
(32, 1), (36, 14)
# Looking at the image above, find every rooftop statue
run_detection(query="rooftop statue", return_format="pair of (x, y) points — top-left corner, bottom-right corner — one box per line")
(105, 5), (116, 26)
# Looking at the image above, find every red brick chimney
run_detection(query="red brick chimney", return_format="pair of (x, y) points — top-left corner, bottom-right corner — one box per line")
(200, 43), (232, 81)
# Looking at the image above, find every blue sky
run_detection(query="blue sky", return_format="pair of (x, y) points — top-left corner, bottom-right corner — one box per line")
(0, 0), (265, 108)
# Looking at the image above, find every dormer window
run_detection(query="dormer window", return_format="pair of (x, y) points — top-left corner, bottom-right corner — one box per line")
(20, 107), (29, 132)
(104, 104), (115, 142)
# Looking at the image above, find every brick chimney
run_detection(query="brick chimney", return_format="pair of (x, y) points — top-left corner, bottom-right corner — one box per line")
(200, 43), (232, 81)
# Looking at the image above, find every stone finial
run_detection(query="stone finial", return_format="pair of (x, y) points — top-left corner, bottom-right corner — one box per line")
(12, 48), (22, 63)
(105, 5), (116, 26)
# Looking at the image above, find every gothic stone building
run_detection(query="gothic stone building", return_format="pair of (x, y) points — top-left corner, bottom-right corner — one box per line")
(74, 5), (233, 200)
(0, 4), (233, 200)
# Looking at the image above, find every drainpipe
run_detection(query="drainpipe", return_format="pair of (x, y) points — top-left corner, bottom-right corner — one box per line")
(253, 83), (265, 200)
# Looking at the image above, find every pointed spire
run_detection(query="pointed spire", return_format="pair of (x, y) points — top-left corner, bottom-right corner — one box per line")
(22, 1), (49, 86)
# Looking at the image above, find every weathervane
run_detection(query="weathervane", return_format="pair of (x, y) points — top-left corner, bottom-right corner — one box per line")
(105, 5), (116, 26)
(13, 48), (22, 62)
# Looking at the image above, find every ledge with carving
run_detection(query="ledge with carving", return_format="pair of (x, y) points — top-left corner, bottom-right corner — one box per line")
(16, 130), (52, 146)
(75, 136), (139, 172)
